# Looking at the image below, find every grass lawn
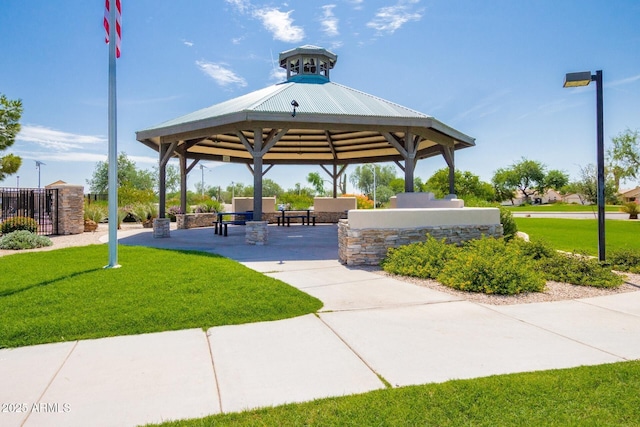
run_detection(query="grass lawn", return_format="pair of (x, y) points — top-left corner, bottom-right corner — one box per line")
(514, 218), (640, 256)
(0, 245), (322, 349)
(505, 203), (620, 212)
(147, 360), (640, 426)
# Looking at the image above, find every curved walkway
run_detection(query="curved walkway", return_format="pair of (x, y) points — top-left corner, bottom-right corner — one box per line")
(2, 224), (640, 426)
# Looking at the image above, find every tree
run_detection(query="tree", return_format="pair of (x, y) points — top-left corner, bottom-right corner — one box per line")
(306, 172), (326, 195)
(0, 94), (23, 182)
(607, 129), (640, 192)
(425, 168), (495, 201)
(491, 158), (567, 203)
(568, 164), (617, 205)
(492, 168), (517, 203)
(544, 169), (570, 191)
(349, 164), (396, 196)
(388, 178), (405, 194)
(152, 164), (180, 193)
(87, 152), (155, 193)
(262, 178), (283, 197)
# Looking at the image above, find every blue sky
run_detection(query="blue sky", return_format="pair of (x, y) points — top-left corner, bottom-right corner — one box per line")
(1, 0), (639, 193)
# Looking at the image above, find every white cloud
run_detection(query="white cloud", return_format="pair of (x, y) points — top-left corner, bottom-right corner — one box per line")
(225, 0), (252, 14)
(183, 40), (194, 47)
(270, 66), (288, 82)
(16, 150), (108, 163)
(606, 73), (640, 88)
(195, 61), (248, 87)
(17, 125), (106, 151)
(367, 0), (423, 34)
(253, 8), (305, 43)
(321, 5), (339, 37)
(348, 0), (364, 10)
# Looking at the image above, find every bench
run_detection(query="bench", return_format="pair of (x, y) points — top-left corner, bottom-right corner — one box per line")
(285, 215), (307, 226)
(214, 221), (231, 236)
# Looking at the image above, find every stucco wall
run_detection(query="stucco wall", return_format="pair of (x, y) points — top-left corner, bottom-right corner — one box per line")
(313, 197), (357, 212)
(232, 197), (276, 213)
(347, 208), (500, 229)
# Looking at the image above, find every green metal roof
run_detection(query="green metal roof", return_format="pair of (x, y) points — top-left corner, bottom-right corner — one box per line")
(136, 47), (475, 166)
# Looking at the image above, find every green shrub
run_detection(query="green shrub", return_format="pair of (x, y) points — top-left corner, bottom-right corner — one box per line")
(1, 216), (38, 234)
(381, 237), (459, 279)
(511, 237), (557, 261)
(609, 248), (640, 273)
(0, 230), (52, 250)
(129, 202), (157, 221)
(537, 254), (623, 288)
(193, 199), (223, 213)
(620, 202), (640, 218)
(499, 207), (518, 241)
(84, 204), (108, 223)
(438, 237), (545, 295)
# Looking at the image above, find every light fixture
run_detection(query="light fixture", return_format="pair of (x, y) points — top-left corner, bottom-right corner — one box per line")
(291, 100), (299, 117)
(563, 70), (605, 261)
(563, 71), (593, 88)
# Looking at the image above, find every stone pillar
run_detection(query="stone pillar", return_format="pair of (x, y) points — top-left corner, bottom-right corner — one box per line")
(47, 184), (84, 235)
(245, 221), (268, 245)
(153, 218), (171, 238)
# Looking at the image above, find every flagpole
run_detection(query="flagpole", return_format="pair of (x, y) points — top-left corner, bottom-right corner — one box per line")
(106, 0), (120, 268)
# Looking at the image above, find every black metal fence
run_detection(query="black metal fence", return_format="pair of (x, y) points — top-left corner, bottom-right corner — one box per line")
(0, 188), (59, 235)
(85, 193), (108, 204)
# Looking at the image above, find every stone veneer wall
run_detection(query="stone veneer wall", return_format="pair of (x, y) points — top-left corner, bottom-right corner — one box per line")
(338, 220), (503, 266)
(176, 213), (217, 229)
(47, 184), (84, 235)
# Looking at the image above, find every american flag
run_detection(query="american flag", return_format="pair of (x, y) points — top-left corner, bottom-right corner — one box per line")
(104, 0), (121, 58)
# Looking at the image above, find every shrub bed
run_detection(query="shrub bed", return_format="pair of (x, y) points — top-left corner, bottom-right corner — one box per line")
(381, 237), (458, 280)
(608, 248), (640, 274)
(1, 216), (38, 234)
(437, 238), (545, 295)
(382, 236), (624, 295)
(0, 230), (52, 250)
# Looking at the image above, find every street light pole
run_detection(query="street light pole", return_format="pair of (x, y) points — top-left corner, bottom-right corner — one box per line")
(564, 70), (605, 261)
(199, 164), (206, 196)
(35, 160), (45, 189)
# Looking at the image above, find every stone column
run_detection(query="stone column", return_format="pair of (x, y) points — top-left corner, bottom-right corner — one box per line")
(153, 218), (171, 238)
(46, 184), (84, 235)
(245, 221), (268, 245)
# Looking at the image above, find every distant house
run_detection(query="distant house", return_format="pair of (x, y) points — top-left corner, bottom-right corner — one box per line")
(562, 193), (590, 205)
(501, 189), (587, 206)
(619, 187), (640, 203)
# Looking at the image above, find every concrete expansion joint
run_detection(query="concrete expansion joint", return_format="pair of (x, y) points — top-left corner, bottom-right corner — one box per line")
(477, 302), (629, 361)
(205, 330), (224, 413)
(315, 315), (391, 389)
(575, 298), (640, 320)
(317, 299), (464, 314)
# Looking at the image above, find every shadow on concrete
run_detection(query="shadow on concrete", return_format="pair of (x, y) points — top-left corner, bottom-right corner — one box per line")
(118, 223), (339, 262)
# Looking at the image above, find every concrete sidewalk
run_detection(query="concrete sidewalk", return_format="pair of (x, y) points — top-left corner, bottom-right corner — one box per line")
(2, 225), (640, 426)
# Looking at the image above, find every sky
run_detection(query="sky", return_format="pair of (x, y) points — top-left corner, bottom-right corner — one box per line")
(1, 0), (639, 194)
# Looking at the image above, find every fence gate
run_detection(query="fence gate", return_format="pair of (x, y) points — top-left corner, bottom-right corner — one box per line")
(0, 188), (59, 235)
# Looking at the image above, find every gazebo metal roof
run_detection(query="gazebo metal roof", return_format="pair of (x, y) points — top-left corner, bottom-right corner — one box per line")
(136, 45), (475, 219)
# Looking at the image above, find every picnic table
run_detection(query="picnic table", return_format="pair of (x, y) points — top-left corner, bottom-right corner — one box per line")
(214, 211), (253, 236)
(278, 209), (315, 226)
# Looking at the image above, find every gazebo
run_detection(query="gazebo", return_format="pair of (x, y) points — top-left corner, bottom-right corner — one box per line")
(136, 45), (475, 220)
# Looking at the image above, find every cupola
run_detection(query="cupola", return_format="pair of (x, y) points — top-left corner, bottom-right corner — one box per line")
(279, 45), (338, 82)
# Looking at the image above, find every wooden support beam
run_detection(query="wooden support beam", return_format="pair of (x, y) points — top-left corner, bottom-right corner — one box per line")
(252, 128), (263, 221)
(440, 145), (455, 195)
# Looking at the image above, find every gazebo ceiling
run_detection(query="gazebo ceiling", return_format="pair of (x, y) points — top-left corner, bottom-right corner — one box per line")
(136, 45), (475, 167)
